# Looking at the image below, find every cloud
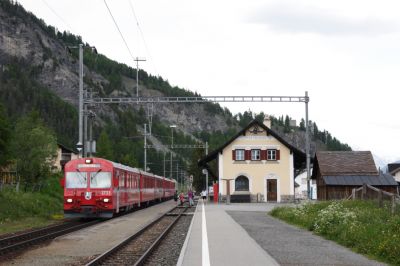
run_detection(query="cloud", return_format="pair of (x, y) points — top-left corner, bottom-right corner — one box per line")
(249, 3), (399, 36)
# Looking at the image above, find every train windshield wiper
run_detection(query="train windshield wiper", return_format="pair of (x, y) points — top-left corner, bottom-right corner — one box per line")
(90, 169), (102, 185)
(76, 169), (87, 186)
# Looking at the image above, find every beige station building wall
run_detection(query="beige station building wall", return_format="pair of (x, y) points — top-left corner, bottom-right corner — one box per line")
(218, 126), (294, 202)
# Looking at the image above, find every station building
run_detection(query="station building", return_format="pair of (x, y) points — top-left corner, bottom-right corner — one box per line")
(199, 117), (307, 202)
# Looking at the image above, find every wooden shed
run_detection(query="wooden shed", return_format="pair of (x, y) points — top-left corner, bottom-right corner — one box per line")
(312, 151), (398, 200)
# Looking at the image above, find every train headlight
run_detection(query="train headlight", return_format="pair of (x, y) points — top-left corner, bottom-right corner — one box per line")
(66, 198), (73, 203)
(103, 198), (109, 203)
(85, 159), (92, 164)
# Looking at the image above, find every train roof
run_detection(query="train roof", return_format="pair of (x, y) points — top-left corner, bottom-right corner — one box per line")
(66, 157), (170, 179)
(111, 161), (141, 174)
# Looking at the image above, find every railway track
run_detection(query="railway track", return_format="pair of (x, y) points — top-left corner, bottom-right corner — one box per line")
(86, 202), (196, 266)
(0, 219), (100, 257)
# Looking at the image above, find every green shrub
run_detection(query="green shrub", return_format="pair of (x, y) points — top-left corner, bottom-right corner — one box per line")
(0, 174), (63, 225)
(271, 200), (400, 265)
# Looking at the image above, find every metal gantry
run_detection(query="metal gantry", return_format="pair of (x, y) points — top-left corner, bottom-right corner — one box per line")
(77, 76), (311, 197)
(146, 144), (206, 149)
(84, 95), (307, 104)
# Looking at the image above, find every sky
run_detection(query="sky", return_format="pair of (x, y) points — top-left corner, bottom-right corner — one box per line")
(16, 0), (400, 164)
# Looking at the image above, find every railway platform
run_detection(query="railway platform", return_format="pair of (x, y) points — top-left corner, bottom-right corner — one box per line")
(178, 201), (385, 266)
(177, 201), (279, 266)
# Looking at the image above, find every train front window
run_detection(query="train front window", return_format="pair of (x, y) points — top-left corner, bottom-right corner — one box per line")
(90, 172), (111, 188)
(66, 172), (87, 188)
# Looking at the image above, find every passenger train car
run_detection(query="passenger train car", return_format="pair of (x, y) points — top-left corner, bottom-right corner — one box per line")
(61, 157), (176, 218)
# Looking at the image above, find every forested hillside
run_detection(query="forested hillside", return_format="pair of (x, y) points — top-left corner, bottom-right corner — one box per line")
(0, 0), (351, 191)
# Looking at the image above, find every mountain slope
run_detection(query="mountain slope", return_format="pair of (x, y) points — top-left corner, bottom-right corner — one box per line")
(0, 0), (351, 178)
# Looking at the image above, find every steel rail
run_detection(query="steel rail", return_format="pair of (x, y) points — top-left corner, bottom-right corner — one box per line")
(86, 205), (187, 266)
(0, 220), (100, 255)
(133, 206), (188, 266)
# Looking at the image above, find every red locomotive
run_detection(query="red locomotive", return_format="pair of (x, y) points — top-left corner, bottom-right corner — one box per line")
(61, 157), (176, 218)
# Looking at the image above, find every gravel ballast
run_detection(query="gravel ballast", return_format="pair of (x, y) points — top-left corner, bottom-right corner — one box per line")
(145, 215), (192, 266)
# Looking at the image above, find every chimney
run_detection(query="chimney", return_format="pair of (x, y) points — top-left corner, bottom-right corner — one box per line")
(263, 115), (271, 128)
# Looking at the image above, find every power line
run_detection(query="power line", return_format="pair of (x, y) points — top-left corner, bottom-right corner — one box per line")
(103, 0), (135, 62)
(41, 0), (74, 33)
(127, 0), (158, 74)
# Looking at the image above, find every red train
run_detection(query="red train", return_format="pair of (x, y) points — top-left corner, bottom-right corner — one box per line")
(61, 157), (176, 218)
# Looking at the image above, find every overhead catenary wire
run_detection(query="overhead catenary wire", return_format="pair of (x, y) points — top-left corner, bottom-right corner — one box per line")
(127, 0), (158, 74)
(41, 0), (75, 33)
(103, 0), (136, 62)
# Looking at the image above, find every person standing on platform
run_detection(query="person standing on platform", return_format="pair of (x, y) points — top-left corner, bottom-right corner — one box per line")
(188, 189), (194, 206)
(179, 191), (185, 206)
(201, 190), (207, 201)
(173, 190), (178, 202)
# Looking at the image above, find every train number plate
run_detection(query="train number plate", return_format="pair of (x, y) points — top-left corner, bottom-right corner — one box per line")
(100, 191), (111, 196)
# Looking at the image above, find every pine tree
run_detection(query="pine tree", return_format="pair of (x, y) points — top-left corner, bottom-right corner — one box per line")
(0, 103), (10, 166)
(188, 148), (207, 192)
(96, 130), (114, 161)
(284, 115), (291, 133)
(299, 118), (305, 131)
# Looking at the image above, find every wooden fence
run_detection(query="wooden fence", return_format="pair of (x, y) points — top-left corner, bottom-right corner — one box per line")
(349, 183), (399, 214)
(0, 171), (48, 192)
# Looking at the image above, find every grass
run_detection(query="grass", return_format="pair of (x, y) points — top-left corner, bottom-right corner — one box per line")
(270, 200), (400, 266)
(0, 175), (64, 235)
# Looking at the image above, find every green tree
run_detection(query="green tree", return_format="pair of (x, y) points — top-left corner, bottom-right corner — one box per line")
(10, 111), (57, 184)
(299, 118), (306, 131)
(284, 115), (291, 133)
(96, 130), (114, 160)
(313, 122), (319, 140)
(188, 148), (208, 192)
(0, 103), (11, 166)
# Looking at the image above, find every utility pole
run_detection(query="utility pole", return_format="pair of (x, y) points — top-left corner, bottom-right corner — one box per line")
(84, 88), (88, 157)
(170, 125), (176, 180)
(176, 162), (179, 191)
(163, 152), (166, 177)
(305, 91), (311, 199)
(134, 57), (146, 98)
(71, 44), (96, 157)
(78, 44), (84, 157)
(144, 124), (147, 171)
(88, 111), (95, 157)
(205, 141), (209, 201)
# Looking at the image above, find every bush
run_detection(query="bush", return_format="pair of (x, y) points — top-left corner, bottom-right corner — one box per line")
(0, 174), (63, 225)
(271, 200), (400, 265)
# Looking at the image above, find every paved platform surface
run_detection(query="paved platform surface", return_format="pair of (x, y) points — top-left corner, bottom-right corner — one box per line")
(179, 201), (385, 266)
(229, 211), (385, 266)
(2, 200), (176, 266)
(178, 202), (279, 266)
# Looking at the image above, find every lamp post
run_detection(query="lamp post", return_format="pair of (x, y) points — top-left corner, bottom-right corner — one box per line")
(170, 125), (177, 184)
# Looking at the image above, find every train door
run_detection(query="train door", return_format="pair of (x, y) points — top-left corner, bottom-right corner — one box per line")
(115, 170), (120, 213)
(139, 173), (142, 207)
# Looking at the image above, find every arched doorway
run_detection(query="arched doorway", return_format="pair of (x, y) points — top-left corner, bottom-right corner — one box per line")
(235, 175), (249, 191)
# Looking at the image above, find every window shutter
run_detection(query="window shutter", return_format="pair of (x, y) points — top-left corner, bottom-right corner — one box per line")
(232, 150), (236, 160)
(276, 150), (280, 160)
(245, 150), (251, 160)
(261, 150), (267, 160)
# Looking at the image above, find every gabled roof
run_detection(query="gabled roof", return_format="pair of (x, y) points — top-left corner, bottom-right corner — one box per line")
(323, 173), (397, 186)
(313, 151), (378, 177)
(198, 119), (307, 169)
(388, 163), (400, 175)
(57, 143), (77, 154)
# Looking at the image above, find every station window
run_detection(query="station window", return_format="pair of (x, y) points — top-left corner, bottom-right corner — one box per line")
(251, 149), (261, 161)
(267, 149), (280, 161)
(235, 149), (245, 161)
